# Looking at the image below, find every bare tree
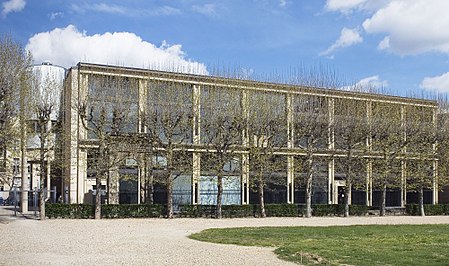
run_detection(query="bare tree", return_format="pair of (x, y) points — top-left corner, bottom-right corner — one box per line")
(78, 74), (138, 219)
(247, 90), (285, 217)
(145, 80), (193, 218)
(334, 98), (369, 217)
(0, 34), (32, 211)
(201, 86), (243, 219)
(293, 95), (329, 218)
(370, 103), (406, 216)
(30, 70), (61, 220)
(405, 107), (437, 216)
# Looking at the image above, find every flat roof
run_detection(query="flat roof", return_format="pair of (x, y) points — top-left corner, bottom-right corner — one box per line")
(72, 62), (438, 108)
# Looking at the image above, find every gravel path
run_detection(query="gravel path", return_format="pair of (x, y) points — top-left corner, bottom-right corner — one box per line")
(1, 207), (448, 266)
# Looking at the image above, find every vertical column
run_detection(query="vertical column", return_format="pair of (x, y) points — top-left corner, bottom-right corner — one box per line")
(328, 160), (335, 204)
(328, 98), (335, 204)
(138, 79), (148, 133)
(19, 70), (28, 212)
(138, 80), (148, 204)
(400, 105), (407, 207)
(433, 160), (438, 204)
(432, 108), (438, 204)
(366, 101), (373, 206)
(241, 90), (250, 204)
(286, 94), (294, 204)
(75, 73), (88, 203)
(137, 164), (141, 204)
(192, 85), (201, 204)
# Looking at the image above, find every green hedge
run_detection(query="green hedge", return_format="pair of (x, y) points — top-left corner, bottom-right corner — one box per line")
(46, 203), (165, 219)
(406, 204), (449, 216)
(46, 203), (370, 219)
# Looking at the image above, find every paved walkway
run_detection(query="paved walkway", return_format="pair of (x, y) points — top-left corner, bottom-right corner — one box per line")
(1, 207), (448, 265)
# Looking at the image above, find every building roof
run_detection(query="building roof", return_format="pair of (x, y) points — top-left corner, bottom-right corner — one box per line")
(72, 62), (437, 108)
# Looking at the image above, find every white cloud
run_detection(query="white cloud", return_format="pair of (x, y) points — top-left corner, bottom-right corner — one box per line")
(362, 0), (449, 55)
(320, 27), (363, 56)
(49, 12), (63, 20)
(342, 75), (388, 92)
(71, 3), (181, 16)
(325, 0), (367, 14)
(325, 0), (390, 14)
(279, 0), (288, 7)
(2, 0), (25, 17)
(25, 25), (208, 75)
(192, 4), (217, 16)
(421, 72), (449, 93)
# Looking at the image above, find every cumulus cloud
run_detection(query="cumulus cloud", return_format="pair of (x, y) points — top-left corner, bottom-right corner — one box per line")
(362, 0), (449, 55)
(25, 25), (208, 74)
(421, 72), (449, 93)
(342, 75), (388, 92)
(320, 27), (363, 56)
(2, 0), (25, 17)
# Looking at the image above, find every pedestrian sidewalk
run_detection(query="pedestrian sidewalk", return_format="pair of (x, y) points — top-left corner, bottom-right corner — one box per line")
(0, 206), (39, 222)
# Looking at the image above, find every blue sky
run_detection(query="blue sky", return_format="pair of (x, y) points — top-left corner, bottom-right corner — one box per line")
(2, 0), (449, 96)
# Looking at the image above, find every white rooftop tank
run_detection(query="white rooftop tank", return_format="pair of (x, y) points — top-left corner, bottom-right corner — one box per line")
(32, 62), (66, 120)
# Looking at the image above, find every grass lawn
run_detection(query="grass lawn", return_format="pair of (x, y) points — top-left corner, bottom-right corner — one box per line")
(189, 224), (449, 265)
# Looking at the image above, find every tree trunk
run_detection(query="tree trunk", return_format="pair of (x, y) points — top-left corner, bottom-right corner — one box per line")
(95, 140), (105, 220)
(39, 187), (45, 220)
(146, 163), (154, 204)
(216, 173), (223, 219)
(419, 186), (425, 217)
(305, 157), (313, 218)
(95, 175), (102, 219)
(166, 148), (174, 218)
(258, 173), (266, 218)
(39, 128), (46, 220)
(380, 183), (387, 216)
(344, 183), (350, 217)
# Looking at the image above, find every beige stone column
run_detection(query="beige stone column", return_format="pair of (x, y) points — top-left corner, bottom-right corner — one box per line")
(432, 108), (438, 204)
(327, 98), (335, 204)
(286, 94), (294, 204)
(400, 105), (406, 207)
(366, 101), (373, 206)
(192, 84), (201, 204)
(241, 90), (250, 204)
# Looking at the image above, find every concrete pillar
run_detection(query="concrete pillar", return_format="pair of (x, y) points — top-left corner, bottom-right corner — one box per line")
(241, 90), (249, 205)
(366, 160), (373, 206)
(192, 85), (201, 205)
(286, 94), (294, 203)
(328, 159), (335, 204)
(327, 98), (335, 204)
(366, 101), (373, 207)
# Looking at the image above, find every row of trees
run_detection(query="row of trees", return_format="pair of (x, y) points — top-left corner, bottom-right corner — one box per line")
(1, 34), (447, 220)
(0, 35), (62, 219)
(77, 70), (449, 219)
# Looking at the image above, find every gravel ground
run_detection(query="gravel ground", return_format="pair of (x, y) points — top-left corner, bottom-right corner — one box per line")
(1, 206), (448, 266)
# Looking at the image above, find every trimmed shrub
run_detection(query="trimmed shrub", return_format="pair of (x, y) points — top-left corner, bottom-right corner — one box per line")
(46, 203), (164, 219)
(406, 204), (448, 216)
(46, 203), (93, 219)
(264, 204), (299, 217)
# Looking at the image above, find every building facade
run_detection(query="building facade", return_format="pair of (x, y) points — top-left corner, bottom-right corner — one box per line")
(60, 63), (446, 207)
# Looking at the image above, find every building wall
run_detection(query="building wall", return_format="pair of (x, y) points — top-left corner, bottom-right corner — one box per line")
(62, 63), (440, 206)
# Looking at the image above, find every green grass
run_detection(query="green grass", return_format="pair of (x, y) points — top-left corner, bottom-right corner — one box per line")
(189, 224), (449, 265)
